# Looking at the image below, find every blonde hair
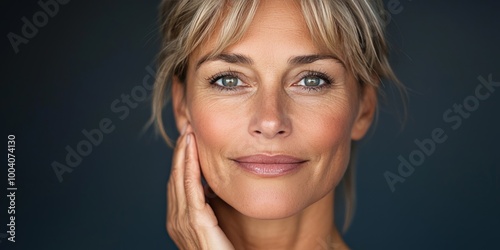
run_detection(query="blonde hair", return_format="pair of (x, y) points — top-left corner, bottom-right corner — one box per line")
(152, 0), (404, 233)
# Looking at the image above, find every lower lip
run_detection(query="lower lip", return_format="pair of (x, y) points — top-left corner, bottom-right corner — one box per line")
(235, 162), (304, 177)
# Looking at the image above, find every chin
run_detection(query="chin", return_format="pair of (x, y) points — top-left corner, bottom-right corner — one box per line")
(232, 195), (307, 220)
(215, 176), (323, 220)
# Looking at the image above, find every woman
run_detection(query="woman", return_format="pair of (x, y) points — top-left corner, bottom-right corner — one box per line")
(151, 0), (403, 249)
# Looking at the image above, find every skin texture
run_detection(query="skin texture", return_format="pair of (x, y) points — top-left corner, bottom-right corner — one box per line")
(168, 0), (377, 249)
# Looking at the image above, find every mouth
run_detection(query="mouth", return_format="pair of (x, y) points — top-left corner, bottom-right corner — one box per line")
(232, 154), (308, 177)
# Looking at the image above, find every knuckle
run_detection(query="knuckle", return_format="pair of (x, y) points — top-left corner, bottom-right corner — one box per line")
(169, 168), (182, 180)
(184, 177), (195, 188)
(184, 156), (192, 165)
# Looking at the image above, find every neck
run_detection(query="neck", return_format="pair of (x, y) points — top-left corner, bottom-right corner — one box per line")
(210, 190), (349, 250)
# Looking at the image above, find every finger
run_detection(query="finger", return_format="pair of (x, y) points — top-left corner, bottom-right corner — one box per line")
(167, 124), (192, 242)
(170, 123), (189, 177)
(167, 174), (179, 216)
(168, 124), (191, 212)
(184, 132), (206, 210)
(166, 181), (176, 233)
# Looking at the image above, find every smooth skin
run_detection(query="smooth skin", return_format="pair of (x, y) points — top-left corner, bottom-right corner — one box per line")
(166, 0), (377, 249)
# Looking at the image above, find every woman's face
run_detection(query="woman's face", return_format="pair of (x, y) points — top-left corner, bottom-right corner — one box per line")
(172, 0), (376, 219)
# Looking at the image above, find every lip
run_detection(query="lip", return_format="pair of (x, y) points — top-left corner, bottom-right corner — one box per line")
(233, 154), (307, 177)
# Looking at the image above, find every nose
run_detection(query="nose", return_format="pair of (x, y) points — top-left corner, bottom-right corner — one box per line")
(248, 88), (292, 139)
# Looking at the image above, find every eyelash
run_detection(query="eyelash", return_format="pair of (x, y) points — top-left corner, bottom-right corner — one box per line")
(206, 70), (335, 92)
(206, 70), (242, 92)
(298, 70), (335, 92)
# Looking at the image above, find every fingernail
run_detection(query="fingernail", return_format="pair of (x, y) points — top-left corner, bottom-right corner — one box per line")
(186, 134), (191, 145)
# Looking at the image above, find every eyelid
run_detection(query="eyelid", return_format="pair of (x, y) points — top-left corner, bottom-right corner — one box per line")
(206, 70), (242, 84)
(205, 69), (335, 92)
(288, 70), (336, 93)
(295, 70), (335, 85)
(205, 70), (251, 92)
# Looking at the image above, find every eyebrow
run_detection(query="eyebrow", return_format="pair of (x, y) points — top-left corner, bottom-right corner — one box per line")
(196, 53), (253, 70)
(195, 53), (343, 70)
(288, 54), (342, 66)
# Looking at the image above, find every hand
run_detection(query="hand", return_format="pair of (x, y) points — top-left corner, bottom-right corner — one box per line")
(166, 124), (234, 250)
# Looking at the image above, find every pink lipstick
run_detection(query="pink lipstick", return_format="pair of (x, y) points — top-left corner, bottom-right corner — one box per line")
(233, 154), (307, 177)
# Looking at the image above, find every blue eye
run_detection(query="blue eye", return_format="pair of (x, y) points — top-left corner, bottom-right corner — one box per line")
(296, 71), (334, 92)
(300, 76), (326, 87)
(207, 72), (244, 92)
(215, 76), (241, 87)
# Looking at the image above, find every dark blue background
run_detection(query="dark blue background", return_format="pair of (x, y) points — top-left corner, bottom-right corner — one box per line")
(1, 0), (499, 249)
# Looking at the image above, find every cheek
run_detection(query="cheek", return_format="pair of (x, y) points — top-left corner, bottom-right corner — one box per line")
(305, 109), (351, 145)
(296, 97), (357, 186)
(187, 98), (244, 187)
(189, 97), (246, 145)
(298, 95), (355, 150)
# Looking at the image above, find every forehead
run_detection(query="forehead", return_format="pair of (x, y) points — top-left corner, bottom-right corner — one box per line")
(190, 0), (327, 64)
(248, 0), (307, 33)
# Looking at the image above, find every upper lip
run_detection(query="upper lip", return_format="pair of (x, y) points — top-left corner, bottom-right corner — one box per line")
(233, 154), (307, 164)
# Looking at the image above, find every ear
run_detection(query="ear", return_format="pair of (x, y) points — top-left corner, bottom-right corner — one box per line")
(171, 76), (190, 133)
(351, 84), (377, 140)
